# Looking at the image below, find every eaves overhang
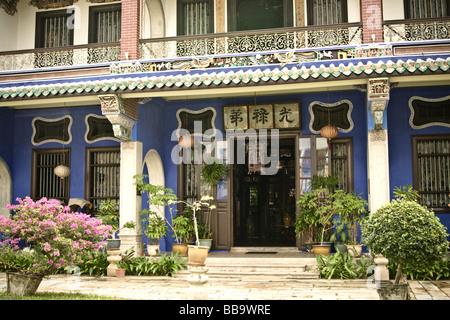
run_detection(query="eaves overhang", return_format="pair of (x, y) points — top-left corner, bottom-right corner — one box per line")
(1, 53), (450, 108)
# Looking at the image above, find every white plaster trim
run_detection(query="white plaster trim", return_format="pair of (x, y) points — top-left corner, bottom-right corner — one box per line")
(409, 95), (450, 130)
(0, 158), (11, 218)
(31, 115), (73, 146)
(308, 99), (354, 134)
(143, 149), (165, 219)
(84, 113), (120, 144)
(175, 106), (217, 138)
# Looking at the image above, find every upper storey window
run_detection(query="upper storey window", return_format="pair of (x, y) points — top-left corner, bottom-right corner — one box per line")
(89, 3), (122, 43)
(404, 0), (450, 19)
(177, 0), (214, 35)
(307, 0), (348, 25)
(228, 0), (293, 31)
(35, 10), (73, 48)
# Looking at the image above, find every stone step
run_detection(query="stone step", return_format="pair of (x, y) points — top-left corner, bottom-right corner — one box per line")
(175, 249), (320, 280)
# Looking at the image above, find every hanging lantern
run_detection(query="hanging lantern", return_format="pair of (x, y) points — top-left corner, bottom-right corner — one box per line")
(320, 124), (339, 140)
(54, 164), (71, 179)
(178, 135), (194, 148)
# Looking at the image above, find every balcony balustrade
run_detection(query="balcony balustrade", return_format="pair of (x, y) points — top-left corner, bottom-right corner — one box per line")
(383, 17), (450, 43)
(140, 23), (363, 60)
(0, 42), (120, 72)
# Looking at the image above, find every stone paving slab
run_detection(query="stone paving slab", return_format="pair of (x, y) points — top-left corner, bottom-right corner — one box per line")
(0, 273), (449, 301)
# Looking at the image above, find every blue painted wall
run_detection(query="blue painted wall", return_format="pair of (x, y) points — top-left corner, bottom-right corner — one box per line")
(387, 85), (450, 232)
(5, 105), (119, 202)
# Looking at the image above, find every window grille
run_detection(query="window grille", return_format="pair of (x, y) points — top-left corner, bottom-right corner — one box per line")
(36, 11), (73, 48)
(308, 0), (347, 25)
(178, 0), (213, 35)
(91, 5), (121, 43)
(85, 147), (120, 211)
(412, 135), (450, 212)
(405, 0), (449, 19)
(31, 149), (70, 205)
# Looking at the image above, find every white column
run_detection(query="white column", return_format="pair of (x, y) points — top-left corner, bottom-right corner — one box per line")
(367, 130), (390, 212)
(366, 78), (391, 282)
(119, 141), (143, 256)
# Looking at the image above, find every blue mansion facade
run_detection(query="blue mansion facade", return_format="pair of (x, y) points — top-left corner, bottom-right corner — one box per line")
(0, 0), (449, 253)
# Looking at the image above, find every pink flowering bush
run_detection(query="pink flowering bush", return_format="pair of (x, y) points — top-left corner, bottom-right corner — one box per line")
(0, 197), (112, 277)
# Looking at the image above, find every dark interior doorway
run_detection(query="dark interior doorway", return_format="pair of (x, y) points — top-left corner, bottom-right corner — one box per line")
(233, 137), (296, 247)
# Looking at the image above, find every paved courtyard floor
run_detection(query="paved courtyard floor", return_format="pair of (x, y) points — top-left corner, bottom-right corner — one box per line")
(0, 272), (449, 301)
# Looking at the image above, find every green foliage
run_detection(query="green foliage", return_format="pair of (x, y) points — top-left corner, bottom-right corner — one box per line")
(201, 161), (229, 187)
(316, 251), (373, 279)
(134, 174), (178, 245)
(171, 213), (194, 243)
(393, 184), (420, 202)
(310, 174), (339, 192)
(197, 221), (213, 239)
(98, 199), (119, 232)
(362, 199), (448, 284)
(387, 258), (450, 281)
(149, 252), (187, 277)
(75, 250), (109, 276)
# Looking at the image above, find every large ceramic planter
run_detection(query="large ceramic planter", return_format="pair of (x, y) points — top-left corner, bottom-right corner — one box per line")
(377, 281), (410, 300)
(172, 243), (188, 256)
(347, 244), (362, 257)
(187, 245), (209, 266)
(147, 244), (160, 256)
(334, 242), (348, 254)
(6, 272), (43, 296)
(106, 238), (121, 250)
(312, 244), (331, 256)
(198, 239), (212, 252)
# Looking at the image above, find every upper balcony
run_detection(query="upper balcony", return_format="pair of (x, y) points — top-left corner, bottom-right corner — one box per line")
(1, 0), (450, 74)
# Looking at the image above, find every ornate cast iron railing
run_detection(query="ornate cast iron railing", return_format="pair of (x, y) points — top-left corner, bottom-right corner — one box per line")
(383, 17), (450, 43)
(140, 23), (363, 60)
(0, 42), (120, 71)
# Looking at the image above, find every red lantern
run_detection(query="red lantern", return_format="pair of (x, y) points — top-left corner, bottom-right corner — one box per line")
(320, 124), (339, 140)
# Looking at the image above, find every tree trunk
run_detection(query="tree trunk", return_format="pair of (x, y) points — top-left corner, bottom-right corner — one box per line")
(394, 263), (403, 285)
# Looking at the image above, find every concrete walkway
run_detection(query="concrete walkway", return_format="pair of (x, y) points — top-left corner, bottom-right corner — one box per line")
(1, 272), (449, 300)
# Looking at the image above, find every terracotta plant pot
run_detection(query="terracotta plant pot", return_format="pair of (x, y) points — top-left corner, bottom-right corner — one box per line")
(187, 245), (209, 266)
(115, 268), (126, 278)
(172, 243), (188, 256)
(312, 244), (331, 256)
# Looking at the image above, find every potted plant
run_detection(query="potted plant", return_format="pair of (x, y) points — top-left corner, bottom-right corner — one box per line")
(331, 191), (368, 257)
(169, 196), (215, 266)
(362, 196), (448, 300)
(199, 159), (228, 247)
(170, 209), (194, 256)
(134, 174), (178, 256)
(0, 197), (110, 295)
(296, 188), (336, 255)
(114, 250), (133, 278)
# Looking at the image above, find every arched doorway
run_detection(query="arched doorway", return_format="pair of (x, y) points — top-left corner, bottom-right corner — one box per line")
(0, 158), (12, 218)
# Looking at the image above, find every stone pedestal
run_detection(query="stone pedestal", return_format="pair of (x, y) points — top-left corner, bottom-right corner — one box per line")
(374, 254), (390, 283)
(186, 265), (209, 300)
(107, 249), (122, 277)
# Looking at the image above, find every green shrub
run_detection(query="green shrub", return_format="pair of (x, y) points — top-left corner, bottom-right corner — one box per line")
(387, 257), (450, 281)
(362, 199), (448, 284)
(316, 252), (373, 279)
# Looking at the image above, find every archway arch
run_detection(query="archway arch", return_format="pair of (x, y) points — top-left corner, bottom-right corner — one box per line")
(142, 149), (166, 218)
(143, 0), (165, 38)
(0, 158), (12, 217)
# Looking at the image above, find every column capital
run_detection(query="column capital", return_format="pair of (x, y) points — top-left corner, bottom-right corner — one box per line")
(367, 78), (390, 131)
(98, 94), (137, 141)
